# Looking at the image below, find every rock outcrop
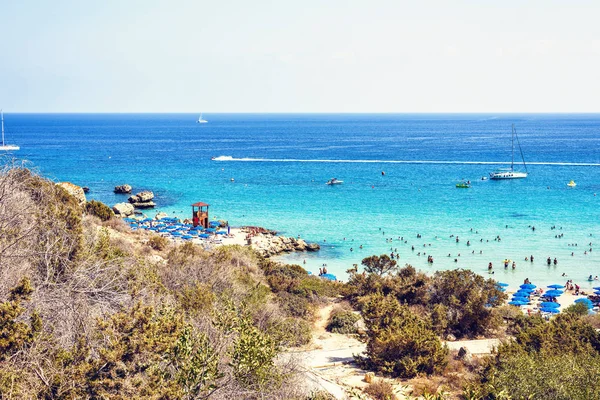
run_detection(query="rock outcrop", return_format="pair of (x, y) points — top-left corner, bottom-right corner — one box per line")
(114, 184), (132, 194)
(128, 191), (155, 208)
(248, 230), (320, 258)
(112, 202), (135, 217)
(154, 212), (169, 220)
(56, 182), (87, 206)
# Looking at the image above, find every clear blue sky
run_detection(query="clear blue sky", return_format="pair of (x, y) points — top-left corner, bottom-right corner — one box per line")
(1, 0), (599, 112)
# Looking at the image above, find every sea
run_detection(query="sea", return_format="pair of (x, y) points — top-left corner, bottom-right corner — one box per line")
(3, 113), (600, 290)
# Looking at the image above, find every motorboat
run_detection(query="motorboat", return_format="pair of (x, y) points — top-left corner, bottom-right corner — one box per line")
(456, 180), (471, 188)
(490, 124), (527, 180)
(326, 178), (343, 185)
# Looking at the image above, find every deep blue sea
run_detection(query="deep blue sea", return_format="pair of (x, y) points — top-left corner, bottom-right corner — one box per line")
(3, 113), (600, 288)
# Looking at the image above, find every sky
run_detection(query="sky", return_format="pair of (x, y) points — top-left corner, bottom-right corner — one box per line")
(1, 0), (599, 113)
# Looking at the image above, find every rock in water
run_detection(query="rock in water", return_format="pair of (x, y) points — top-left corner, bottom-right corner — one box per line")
(136, 191), (154, 202)
(131, 201), (156, 209)
(56, 182), (87, 205)
(112, 202), (135, 216)
(114, 184), (132, 194)
(82, 186), (90, 193)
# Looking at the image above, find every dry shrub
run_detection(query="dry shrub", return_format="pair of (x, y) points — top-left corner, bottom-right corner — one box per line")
(147, 235), (169, 251)
(582, 313), (600, 330)
(364, 379), (397, 400)
(102, 216), (130, 233)
(409, 377), (443, 397)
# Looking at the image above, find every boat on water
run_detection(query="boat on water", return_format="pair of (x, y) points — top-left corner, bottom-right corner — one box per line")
(326, 178), (343, 185)
(197, 113), (208, 124)
(567, 180), (576, 187)
(0, 110), (19, 151)
(456, 180), (471, 188)
(489, 124), (527, 180)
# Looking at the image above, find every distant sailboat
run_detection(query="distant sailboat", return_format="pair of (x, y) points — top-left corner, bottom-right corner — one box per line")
(0, 110), (19, 151)
(489, 124), (527, 180)
(197, 113), (208, 124)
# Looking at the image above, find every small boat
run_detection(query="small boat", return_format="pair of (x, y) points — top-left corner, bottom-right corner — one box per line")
(326, 178), (343, 185)
(197, 113), (208, 124)
(490, 124), (527, 180)
(567, 180), (576, 187)
(0, 110), (19, 151)
(481, 176), (488, 181)
(456, 180), (471, 188)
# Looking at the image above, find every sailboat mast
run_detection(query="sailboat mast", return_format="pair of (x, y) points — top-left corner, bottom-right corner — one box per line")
(511, 124), (515, 171)
(1, 110), (4, 147)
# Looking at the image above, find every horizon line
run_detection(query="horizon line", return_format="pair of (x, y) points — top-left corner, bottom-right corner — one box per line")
(3, 111), (600, 115)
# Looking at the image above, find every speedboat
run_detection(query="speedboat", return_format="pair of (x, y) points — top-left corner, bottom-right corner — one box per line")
(456, 181), (471, 188)
(326, 178), (343, 185)
(567, 180), (576, 187)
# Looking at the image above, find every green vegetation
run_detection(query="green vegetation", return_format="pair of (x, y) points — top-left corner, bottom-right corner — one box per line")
(326, 304), (360, 334)
(356, 293), (448, 378)
(84, 199), (114, 221)
(469, 313), (600, 399)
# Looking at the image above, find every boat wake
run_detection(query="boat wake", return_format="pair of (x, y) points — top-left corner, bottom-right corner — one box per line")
(211, 156), (600, 167)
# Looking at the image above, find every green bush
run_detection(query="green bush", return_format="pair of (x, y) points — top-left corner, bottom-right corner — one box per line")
(326, 309), (360, 334)
(268, 317), (312, 347)
(84, 200), (114, 221)
(563, 301), (590, 317)
(429, 269), (506, 338)
(357, 293), (448, 378)
(470, 312), (600, 399)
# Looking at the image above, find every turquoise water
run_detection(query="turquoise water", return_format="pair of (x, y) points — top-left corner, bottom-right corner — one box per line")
(3, 113), (600, 288)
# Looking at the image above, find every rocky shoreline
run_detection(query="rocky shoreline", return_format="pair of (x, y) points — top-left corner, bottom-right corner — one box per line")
(245, 227), (320, 257)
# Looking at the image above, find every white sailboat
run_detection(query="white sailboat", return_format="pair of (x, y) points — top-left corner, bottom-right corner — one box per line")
(197, 113), (208, 124)
(0, 110), (19, 151)
(489, 124), (527, 180)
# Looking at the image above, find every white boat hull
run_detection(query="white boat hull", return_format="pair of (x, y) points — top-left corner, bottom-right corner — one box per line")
(0, 145), (19, 151)
(489, 171), (528, 180)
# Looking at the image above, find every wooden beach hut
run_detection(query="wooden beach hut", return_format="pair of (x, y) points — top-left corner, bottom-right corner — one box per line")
(191, 202), (209, 228)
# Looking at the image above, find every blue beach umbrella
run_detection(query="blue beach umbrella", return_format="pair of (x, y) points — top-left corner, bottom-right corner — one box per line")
(216, 231), (226, 235)
(497, 282), (510, 287)
(199, 233), (210, 238)
(209, 221), (221, 227)
(205, 228), (216, 233)
(574, 298), (593, 305)
(181, 235), (193, 240)
(321, 273), (337, 281)
(545, 290), (564, 297)
(307, 271), (312, 275)
(520, 284), (536, 290)
(540, 302), (560, 308)
(499, 287), (506, 292)
(547, 284), (565, 289)
(593, 286), (600, 290)
(171, 231), (182, 236)
(516, 289), (533, 294)
(513, 292), (530, 297)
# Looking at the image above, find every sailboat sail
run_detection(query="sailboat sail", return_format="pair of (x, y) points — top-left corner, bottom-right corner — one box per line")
(0, 110), (20, 151)
(197, 113), (208, 124)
